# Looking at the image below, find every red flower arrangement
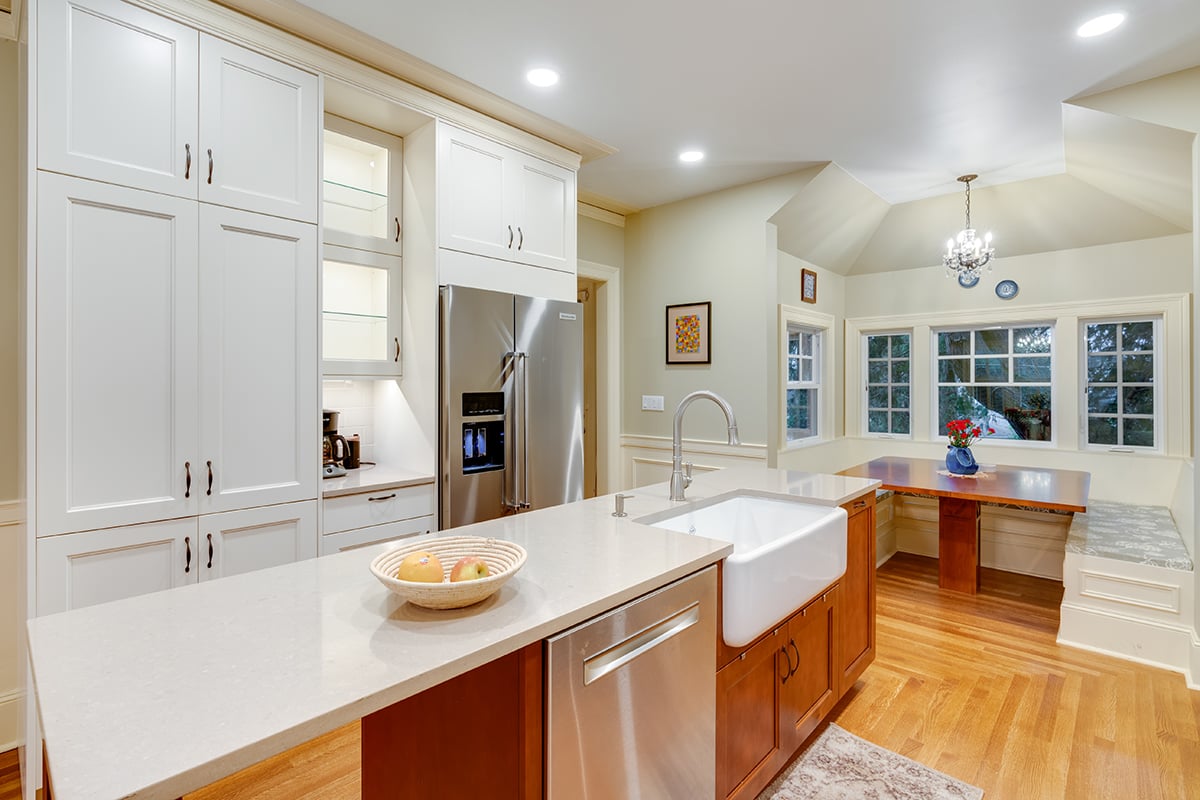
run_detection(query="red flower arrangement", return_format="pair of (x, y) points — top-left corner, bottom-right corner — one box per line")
(946, 418), (994, 448)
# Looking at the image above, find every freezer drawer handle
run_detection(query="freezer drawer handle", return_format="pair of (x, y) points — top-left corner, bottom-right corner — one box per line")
(582, 601), (700, 686)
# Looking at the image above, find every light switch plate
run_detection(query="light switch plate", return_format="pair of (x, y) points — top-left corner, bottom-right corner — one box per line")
(642, 395), (665, 411)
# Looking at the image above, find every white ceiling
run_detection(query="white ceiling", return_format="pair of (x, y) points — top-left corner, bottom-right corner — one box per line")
(294, 0), (1200, 212)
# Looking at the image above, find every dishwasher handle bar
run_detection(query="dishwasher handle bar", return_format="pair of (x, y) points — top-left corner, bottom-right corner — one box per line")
(582, 601), (701, 686)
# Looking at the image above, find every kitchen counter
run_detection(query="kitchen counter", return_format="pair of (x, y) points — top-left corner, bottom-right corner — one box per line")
(320, 463), (435, 498)
(27, 466), (878, 800)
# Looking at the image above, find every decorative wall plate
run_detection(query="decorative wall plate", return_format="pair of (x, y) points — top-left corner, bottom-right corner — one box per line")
(995, 279), (1019, 300)
(957, 272), (980, 288)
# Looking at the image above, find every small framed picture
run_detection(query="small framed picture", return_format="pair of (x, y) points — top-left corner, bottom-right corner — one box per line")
(665, 301), (711, 364)
(801, 269), (817, 304)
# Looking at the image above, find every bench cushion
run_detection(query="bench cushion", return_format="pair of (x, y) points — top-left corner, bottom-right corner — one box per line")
(1067, 501), (1194, 571)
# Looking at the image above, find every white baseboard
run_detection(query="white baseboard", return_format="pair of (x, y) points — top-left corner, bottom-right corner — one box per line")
(1191, 633), (1200, 691)
(0, 688), (22, 752)
(1058, 603), (1195, 686)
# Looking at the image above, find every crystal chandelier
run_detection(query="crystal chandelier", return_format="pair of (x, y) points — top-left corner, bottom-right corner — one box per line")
(943, 174), (994, 288)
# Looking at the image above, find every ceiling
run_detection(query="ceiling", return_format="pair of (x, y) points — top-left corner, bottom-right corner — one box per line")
(293, 0), (1200, 213)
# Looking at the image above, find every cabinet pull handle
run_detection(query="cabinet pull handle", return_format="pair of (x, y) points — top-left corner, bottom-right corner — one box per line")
(206, 461), (213, 496)
(368, 493), (397, 502)
(394, 217), (401, 242)
(184, 536), (192, 573)
(779, 645), (793, 684)
(517, 226), (523, 250)
(854, 499), (868, 508)
(207, 533), (214, 569)
(207, 148), (214, 184)
(185, 144), (191, 180)
(788, 640), (800, 678)
(184, 461), (191, 498)
(507, 225), (514, 248)
(394, 337), (400, 363)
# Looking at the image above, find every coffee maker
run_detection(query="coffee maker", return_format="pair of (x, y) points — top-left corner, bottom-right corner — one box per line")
(322, 409), (349, 478)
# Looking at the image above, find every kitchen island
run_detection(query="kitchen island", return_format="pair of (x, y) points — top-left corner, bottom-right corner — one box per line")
(27, 467), (878, 800)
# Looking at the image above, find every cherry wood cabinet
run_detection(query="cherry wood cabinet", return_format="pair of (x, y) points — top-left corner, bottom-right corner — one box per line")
(780, 588), (838, 750)
(716, 628), (784, 800)
(838, 491), (877, 694)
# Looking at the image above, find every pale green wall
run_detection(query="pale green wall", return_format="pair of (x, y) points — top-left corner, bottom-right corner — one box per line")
(578, 214), (624, 268)
(622, 168), (820, 446)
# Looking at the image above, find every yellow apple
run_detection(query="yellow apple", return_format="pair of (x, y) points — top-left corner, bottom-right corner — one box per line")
(449, 556), (490, 582)
(397, 551), (443, 583)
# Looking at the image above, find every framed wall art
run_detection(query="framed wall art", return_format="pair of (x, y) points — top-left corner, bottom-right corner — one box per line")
(801, 269), (817, 304)
(665, 301), (711, 364)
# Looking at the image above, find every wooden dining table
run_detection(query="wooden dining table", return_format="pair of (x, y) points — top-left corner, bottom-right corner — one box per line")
(838, 456), (1091, 594)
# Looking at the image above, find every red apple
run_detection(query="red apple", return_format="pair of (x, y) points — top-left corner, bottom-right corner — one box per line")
(397, 551), (443, 583)
(449, 556), (490, 582)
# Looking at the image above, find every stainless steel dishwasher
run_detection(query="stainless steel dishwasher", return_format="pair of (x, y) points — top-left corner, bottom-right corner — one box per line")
(546, 565), (717, 799)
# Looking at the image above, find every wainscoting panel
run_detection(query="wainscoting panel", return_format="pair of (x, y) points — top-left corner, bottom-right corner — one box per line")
(620, 435), (767, 491)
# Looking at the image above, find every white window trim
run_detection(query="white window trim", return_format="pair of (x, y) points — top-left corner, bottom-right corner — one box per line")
(931, 321), (1056, 448)
(779, 304), (834, 451)
(862, 329), (914, 440)
(845, 293), (1190, 456)
(1079, 315), (1164, 453)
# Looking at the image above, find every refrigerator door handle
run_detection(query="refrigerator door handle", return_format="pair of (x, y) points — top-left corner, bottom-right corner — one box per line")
(502, 351), (520, 511)
(519, 351), (531, 510)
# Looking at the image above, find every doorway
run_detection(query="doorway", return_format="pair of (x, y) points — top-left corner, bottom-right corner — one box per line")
(577, 260), (621, 497)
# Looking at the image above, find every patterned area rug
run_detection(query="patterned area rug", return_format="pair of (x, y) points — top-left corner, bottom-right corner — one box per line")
(759, 724), (984, 800)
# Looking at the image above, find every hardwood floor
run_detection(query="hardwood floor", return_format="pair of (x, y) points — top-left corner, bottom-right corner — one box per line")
(4, 553), (1197, 799)
(0, 749), (19, 800)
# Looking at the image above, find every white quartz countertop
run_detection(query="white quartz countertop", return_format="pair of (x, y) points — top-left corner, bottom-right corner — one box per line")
(320, 463), (434, 498)
(27, 467), (877, 800)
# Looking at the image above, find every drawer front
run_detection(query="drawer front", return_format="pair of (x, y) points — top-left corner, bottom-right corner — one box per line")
(320, 517), (434, 556)
(323, 484), (434, 534)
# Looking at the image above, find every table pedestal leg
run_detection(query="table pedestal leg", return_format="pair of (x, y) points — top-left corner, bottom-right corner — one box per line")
(938, 497), (981, 594)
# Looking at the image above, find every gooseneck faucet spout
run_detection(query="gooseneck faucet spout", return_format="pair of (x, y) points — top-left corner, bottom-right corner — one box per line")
(670, 391), (740, 501)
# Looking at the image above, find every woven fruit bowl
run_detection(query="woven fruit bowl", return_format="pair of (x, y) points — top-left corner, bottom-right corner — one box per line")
(370, 535), (527, 610)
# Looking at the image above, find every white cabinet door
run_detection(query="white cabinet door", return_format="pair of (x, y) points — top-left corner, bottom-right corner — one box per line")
(512, 157), (574, 272)
(199, 35), (319, 223)
(198, 206), (319, 513)
(437, 123), (512, 261)
(37, 0), (199, 197)
(437, 122), (576, 274)
(321, 245), (403, 377)
(36, 173), (199, 535)
(198, 500), (317, 581)
(36, 518), (198, 615)
(323, 114), (403, 256)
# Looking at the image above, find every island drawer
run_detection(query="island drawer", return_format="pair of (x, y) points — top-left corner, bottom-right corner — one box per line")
(323, 484), (434, 534)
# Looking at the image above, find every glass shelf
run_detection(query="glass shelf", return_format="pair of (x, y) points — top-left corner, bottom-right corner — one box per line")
(322, 310), (387, 322)
(323, 179), (388, 213)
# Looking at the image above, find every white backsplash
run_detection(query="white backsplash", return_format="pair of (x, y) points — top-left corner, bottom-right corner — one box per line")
(322, 379), (376, 463)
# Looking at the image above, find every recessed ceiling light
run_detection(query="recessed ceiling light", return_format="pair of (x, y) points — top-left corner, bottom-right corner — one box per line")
(1077, 12), (1125, 37)
(679, 150), (705, 163)
(526, 68), (559, 87)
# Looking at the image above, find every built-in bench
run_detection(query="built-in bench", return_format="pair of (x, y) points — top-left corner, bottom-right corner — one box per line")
(1058, 502), (1196, 680)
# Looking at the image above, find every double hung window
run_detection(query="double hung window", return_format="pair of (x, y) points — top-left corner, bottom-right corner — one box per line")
(786, 325), (821, 442)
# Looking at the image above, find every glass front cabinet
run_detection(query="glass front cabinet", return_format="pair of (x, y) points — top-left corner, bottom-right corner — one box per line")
(322, 115), (404, 377)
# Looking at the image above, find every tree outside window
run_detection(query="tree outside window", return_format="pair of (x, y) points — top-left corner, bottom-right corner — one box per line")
(865, 333), (911, 435)
(1085, 319), (1157, 448)
(786, 325), (820, 441)
(935, 325), (1053, 441)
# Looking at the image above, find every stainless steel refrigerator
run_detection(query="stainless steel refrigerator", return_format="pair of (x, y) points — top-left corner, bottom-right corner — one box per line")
(439, 284), (584, 528)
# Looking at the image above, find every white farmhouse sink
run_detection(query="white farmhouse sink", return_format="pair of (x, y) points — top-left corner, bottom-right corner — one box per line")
(637, 492), (847, 647)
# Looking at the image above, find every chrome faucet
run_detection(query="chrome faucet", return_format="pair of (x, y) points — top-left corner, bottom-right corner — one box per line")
(670, 391), (740, 501)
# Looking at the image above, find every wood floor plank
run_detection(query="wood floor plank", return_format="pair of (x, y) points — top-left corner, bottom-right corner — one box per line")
(5, 552), (1196, 800)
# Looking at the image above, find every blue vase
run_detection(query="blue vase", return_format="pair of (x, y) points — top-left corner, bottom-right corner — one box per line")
(946, 446), (979, 475)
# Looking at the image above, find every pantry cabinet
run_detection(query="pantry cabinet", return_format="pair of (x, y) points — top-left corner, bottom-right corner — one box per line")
(35, 175), (319, 534)
(37, 0), (319, 222)
(36, 501), (318, 614)
(437, 122), (575, 274)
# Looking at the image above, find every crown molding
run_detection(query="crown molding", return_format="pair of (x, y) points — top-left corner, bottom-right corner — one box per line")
(578, 189), (638, 217)
(578, 201), (625, 228)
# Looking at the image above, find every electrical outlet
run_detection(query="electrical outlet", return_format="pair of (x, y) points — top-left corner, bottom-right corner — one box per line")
(642, 395), (665, 412)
